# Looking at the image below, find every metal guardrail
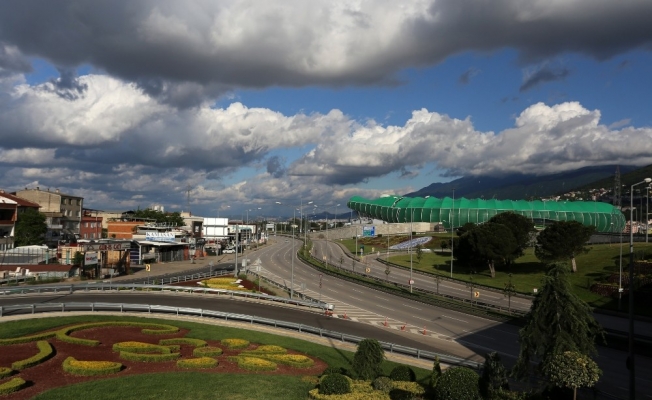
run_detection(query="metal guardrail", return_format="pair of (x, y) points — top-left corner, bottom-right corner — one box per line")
(0, 302), (481, 370)
(0, 282), (332, 312)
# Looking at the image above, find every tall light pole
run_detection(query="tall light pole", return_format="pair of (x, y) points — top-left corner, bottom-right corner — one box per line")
(629, 177), (652, 400)
(451, 188), (455, 278)
(646, 186), (650, 243)
(276, 201), (306, 299)
(409, 208), (414, 292)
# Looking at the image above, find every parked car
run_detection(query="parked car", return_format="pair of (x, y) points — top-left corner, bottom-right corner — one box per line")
(223, 248), (235, 254)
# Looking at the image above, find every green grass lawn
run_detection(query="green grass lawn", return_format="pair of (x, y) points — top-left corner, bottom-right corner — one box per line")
(0, 315), (432, 399)
(339, 236), (652, 315)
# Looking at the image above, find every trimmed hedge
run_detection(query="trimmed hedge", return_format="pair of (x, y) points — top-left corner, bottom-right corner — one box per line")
(229, 356), (277, 371)
(62, 357), (122, 376)
(159, 338), (207, 347)
(176, 357), (218, 369)
(389, 365), (416, 382)
(0, 367), (12, 379)
(319, 373), (351, 395)
(0, 321), (180, 347)
(221, 338), (250, 349)
(255, 354), (314, 368)
(245, 345), (287, 354)
(372, 376), (393, 393)
(119, 351), (180, 362)
(113, 341), (172, 354)
(192, 346), (223, 357)
(0, 377), (27, 395)
(433, 366), (481, 400)
(12, 340), (54, 371)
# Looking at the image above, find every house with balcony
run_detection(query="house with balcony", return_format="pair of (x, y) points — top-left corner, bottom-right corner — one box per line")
(0, 190), (41, 250)
(14, 187), (84, 236)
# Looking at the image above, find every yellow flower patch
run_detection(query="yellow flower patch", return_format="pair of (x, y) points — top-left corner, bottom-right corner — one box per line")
(62, 357), (122, 376)
(248, 345), (287, 354)
(221, 338), (250, 349)
(232, 356), (277, 371)
(258, 354), (314, 368)
(176, 357), (218, 369)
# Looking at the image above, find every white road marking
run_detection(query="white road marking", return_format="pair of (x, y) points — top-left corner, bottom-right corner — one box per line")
(441, 315), (468, 323)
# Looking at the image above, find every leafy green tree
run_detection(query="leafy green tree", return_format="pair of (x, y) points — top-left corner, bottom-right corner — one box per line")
(429, 356), (442, 391)
(542, 351), (601, 400)
(440, 240), (448, 250)
(415, 244), (423, 263)
(456, 222), (477, 236)
(456, 223), (518, 277)
(513, 263), (604, 380)
(72, 251), (84, 266)
(14, 209), (47, 246)
(479, 352), (510, 399)
(433, 366), (480, 400)
(535, 221), (596, 272)
(351, 338), (385, 380)
(489, 212), (535, 261)
(131, 209), (185, 227)
(503, 273), (517, 314)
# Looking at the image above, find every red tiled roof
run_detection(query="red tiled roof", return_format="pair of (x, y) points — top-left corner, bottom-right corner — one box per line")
(0, 191), (41, 208)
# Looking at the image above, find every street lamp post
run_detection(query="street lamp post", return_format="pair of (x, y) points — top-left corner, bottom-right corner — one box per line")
(646, 186), (650, 243)
(451, 188), (455, 278)
(629, 177), (652, 400)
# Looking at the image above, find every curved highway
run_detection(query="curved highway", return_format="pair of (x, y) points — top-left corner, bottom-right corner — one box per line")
(2, 237), (650, 398)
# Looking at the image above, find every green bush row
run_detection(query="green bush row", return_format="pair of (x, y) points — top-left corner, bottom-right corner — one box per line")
(221, 338), (250, 349)
(119, 351), (181, 362)
(62, 357), (123, 376)
(0, 377), (26, 395)
(240, 345), (287, 354)
(159, 338), (207, 347)
(176, 357), (218, 369)
(193, 346), (223, 357)
(0, 367), (13, 379)
(12, 340), (54, 371)
(228, 356), (276, 371)
(0, 331), (54, 345)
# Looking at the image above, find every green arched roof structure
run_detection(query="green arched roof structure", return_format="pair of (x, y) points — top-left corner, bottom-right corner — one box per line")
(347, 195), (625, 233)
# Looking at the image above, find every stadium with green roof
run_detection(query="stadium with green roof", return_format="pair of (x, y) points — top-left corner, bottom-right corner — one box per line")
(347, 195), (625, 233)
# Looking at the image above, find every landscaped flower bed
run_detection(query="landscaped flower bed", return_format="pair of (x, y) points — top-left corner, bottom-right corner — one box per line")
(176, 357), (218, 369)
(307, 379), (425, 399)
(192, 346), (223, 357)
(12, 340), (54, 371)
(62, 357), (122, 376)
(112, 341), (172, 354)
(221, 338), (250, 349)
(257, 354), (315, 368)
(0, 377), (27, 395)
(229, 356), (277, 371)
(0, 319), (329, 399)
(201, 277), (249, 291)
(0, 367), (12, 379)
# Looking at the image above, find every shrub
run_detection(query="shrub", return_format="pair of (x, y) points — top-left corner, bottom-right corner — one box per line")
(193, 346), (223, 357)
(351, 338), (385, 380)
(62, 357), (122, 376)
(256, 354), (314, 368)
(176, 357), (218, 369)
(112, 341), (171, 354)
(230, 356), (277, 371)
(119, 351), (180, 362)
(372, 376), (394, 393)
(221, 338), (250, 349)
(12, 340), (54, 370)
(0, 377), (26, 395)
(480, 352), (510, 399)
(389, 388), (416, 400)
(433, 366), (481, 400)
(159, 338), (207, 347)
(392, 381), (426, 396)
(430, 356), (442, 391)
(0, 367), (12, 379)
(319, 373), (351, 395)
(321, 366), (347, 376)
(390, 365), (416, 382)
(0, 331), (54, 345)
(243, 345), (287, 354)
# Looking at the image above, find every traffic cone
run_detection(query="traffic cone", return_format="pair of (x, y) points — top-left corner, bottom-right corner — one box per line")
(383, 317), (388, 327)
(422, 326), (427, 335)
(343, 311), (348, 319)
(401, 323), (406, 331)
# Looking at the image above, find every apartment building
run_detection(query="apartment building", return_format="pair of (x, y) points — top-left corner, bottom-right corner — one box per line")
(14, 188), (84, 235)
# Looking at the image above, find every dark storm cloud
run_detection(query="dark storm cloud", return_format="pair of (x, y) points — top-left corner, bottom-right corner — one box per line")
(519, 66), (570, 92)
(0, 0), (650, 96)
(48, 68), (88, 100)
(0, 42), (32, 77)
(266, 156), (287, 178)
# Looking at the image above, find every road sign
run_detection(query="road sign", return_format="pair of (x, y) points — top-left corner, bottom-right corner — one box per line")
(409, 279), (414, 285)
(474, 291), (480, 298)
(145, 264), (151, 272)
(365, 267), (370, 273)
(533, 288), (538, 293)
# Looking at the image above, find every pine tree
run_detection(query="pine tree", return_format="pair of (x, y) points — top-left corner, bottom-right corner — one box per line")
(513, 262), (604, 380)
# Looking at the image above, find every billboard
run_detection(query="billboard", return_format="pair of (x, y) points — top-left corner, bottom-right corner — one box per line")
(362, 226), (375, 237)
(145, 232), (176, 242)
(84, 252), (98, 265)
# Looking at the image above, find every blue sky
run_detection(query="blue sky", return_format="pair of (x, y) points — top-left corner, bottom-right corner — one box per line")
(1, 1), (652, 218)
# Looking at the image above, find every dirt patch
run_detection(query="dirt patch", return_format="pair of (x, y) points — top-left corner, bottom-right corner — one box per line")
(0, 324), (327, 399)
